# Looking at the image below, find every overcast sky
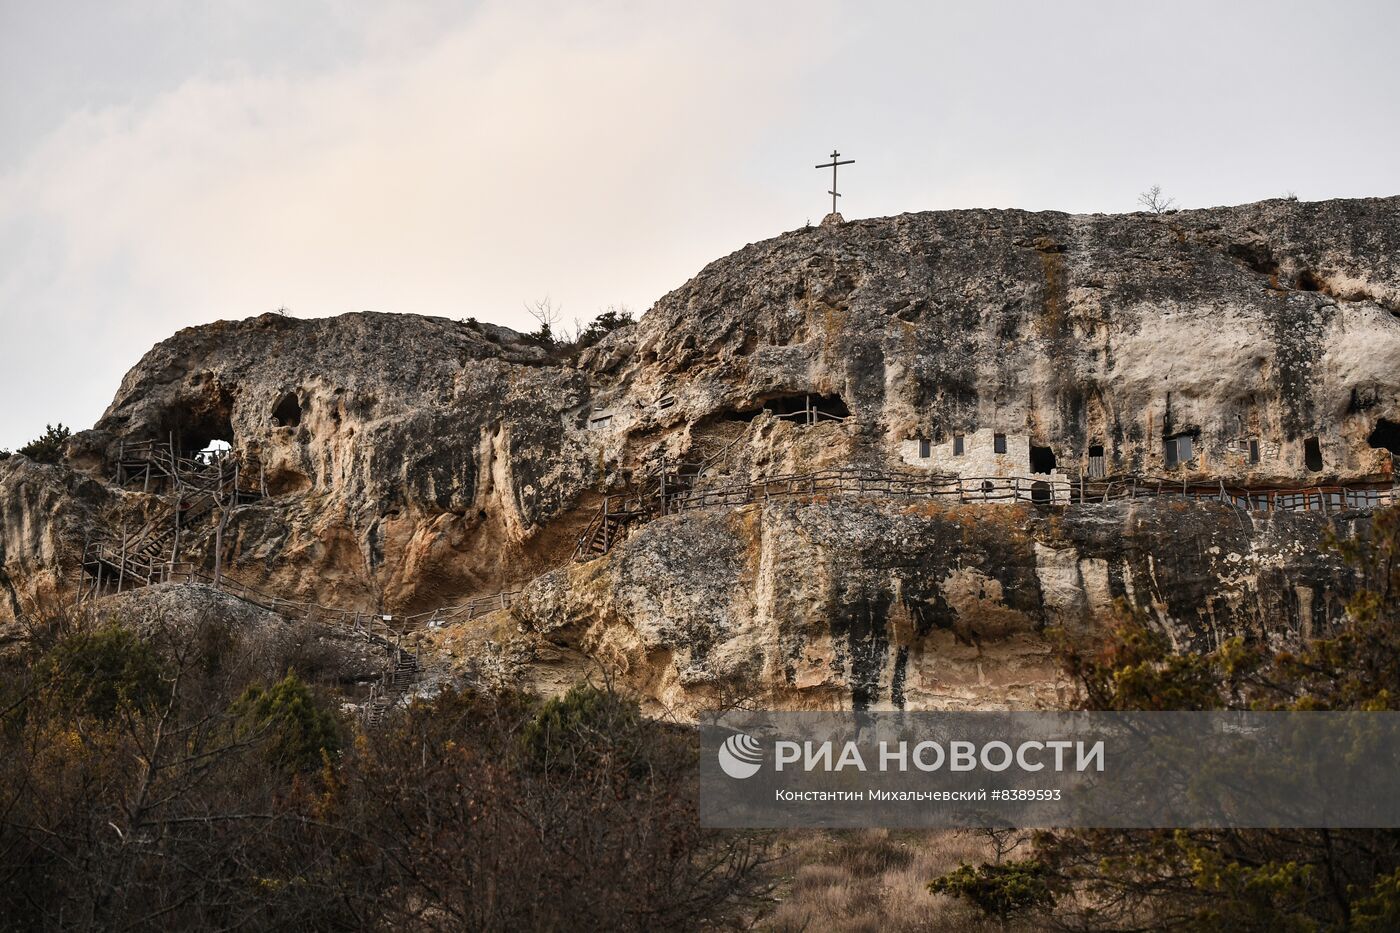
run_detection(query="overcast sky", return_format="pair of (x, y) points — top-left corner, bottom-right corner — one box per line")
(2, 0), (1398, 450)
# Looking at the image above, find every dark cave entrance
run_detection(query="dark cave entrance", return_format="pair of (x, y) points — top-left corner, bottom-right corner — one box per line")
(159, 386), (236, 462)
(1031, 480), (1052, 504)
(1295, 269), (1323, 292)
(272, 392), (303, 428)
(1029, 444), (1057, 474)
(1304, 436), (1324, 472)
(1368, 419), (1400, 455)
(724, 392), (850, 423)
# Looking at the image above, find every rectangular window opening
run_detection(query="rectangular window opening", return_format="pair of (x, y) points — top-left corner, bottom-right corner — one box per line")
(993, 433), (1007, 454)
(919, 438), (932, 458)
(1304, 436), (1323, 472)
(1248, 439), (1260, 464)
(1165, 434), (1194, 468)
(952, 435), (964, 456)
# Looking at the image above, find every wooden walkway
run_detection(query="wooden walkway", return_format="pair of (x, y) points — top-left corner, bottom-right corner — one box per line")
(155, 565), (519, 724)
(574, 465), (1398, 560)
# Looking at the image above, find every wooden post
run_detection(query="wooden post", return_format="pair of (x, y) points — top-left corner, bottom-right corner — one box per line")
(601, 495), (610, 552)
(171, 498), (182, 565)
(74, 532), (90, 608)
(213, 506), (225, 586)
(117, 523), (128, 593)
(659, 455), (667, 516)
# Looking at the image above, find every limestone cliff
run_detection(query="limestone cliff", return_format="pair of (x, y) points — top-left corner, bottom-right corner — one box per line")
(5, 195), (1399, 713)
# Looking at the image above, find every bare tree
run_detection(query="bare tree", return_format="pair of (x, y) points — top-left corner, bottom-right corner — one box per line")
(961, 826), (1028, 865)
(524, 296), (562, 346)
(1137, 184), (1177, 214)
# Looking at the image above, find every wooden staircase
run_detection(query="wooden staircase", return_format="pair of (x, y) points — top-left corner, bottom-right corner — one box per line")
(571, 455), (714, 561)
(80, 444), (262, 598)
(574, 507), (647, 558)
(365, 645), (423, 726)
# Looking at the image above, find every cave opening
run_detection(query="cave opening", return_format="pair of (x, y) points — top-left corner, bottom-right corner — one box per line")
(160, 388), (236, 462)
(723, 392), (850, 424)
(1029, 444), (1057, 474)
(1031, 480), (1052, 504)
(194, 439), (231, 466)
(1367, 418), (1400, 455)
(1228, 241), (1280, 277)
(1304, 436), (1323, 472)
(272, 392), (303, 428)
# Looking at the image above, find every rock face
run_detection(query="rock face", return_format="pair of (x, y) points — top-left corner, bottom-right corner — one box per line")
(512, 498), (1368, 713)
(0, 456), (107, 618)
(5, 195), (1400, 713)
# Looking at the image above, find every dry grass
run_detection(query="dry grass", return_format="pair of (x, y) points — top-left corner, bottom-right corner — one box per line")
(754, 828), (1039, 932)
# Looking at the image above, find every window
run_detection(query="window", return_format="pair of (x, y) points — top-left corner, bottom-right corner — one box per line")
(1304, 436), (1323, 472)
(1248, 439), (1260, 464)
(918, 438), (931, 458)
(993, 433), (1007, 454)
(1088, 444), (1105, 478)
(952, 435), (964, 456)
(588, 414), (613, 430)
(1164, 434), (1194, 468)
(656, 394), (676, 410)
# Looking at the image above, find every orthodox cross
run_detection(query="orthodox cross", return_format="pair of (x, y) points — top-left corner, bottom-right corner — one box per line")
(815, 149), (854, 216)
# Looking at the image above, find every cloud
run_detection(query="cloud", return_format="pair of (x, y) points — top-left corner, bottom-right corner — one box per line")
(4, 0), (1399, 448)
(0, 1), (836, 446)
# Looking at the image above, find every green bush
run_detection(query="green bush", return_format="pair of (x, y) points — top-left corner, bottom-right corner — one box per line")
(575, 307), (633, 349)
(519, 683), (647, 775)
(39, 623), (170, 720)
(928, 858), (1057, 921)
(232, 673), (341, 772)
(18, 423), (71, 464)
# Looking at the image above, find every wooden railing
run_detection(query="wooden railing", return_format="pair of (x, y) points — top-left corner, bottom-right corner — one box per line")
(160, 563), (516, 637)
(80, 450), (269, 605)
(574, 466), (1399, 560)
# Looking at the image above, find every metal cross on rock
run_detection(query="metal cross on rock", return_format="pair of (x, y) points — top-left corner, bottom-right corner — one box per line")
(815, 149), (854, 216)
